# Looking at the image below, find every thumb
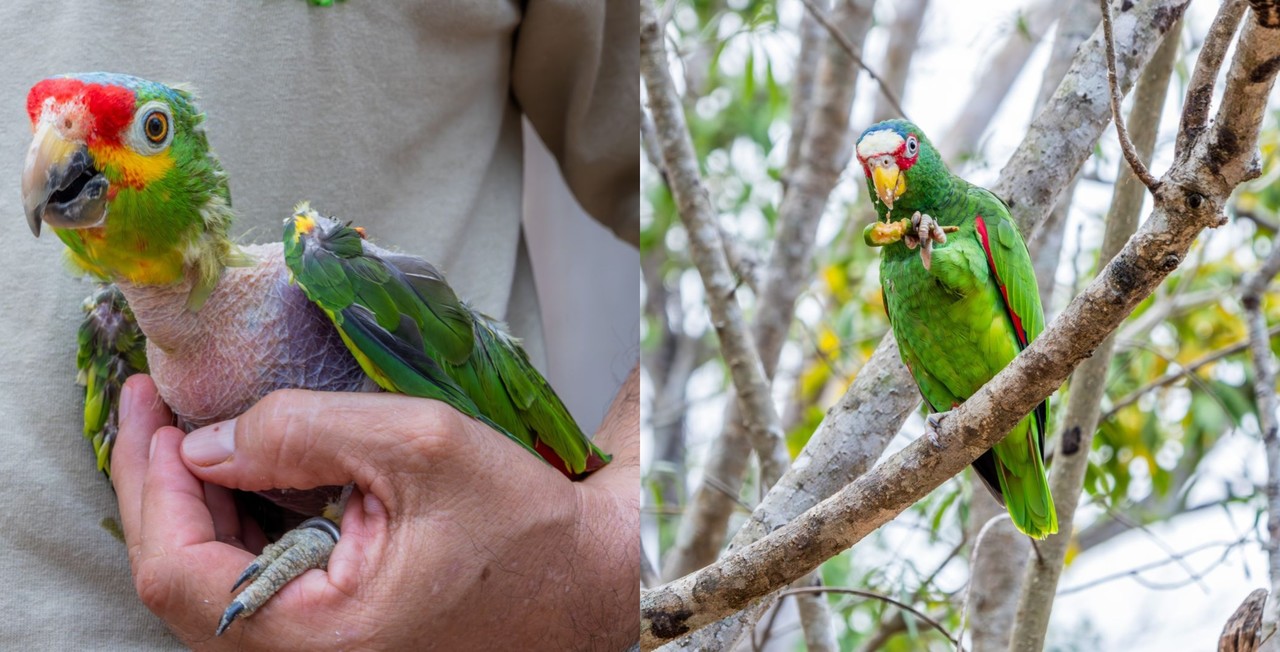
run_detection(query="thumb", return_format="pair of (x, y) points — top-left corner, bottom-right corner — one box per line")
(180, 388), (468, 496)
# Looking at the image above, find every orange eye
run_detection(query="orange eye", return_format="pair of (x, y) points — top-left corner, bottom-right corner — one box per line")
(143, 110), (168, 144)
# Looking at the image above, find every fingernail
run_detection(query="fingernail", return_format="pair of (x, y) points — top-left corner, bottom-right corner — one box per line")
(149, 431), (159, 460)
(119, 381), (134, 425)
(364, 491), (386, 517)
(182, 419), (236, 466)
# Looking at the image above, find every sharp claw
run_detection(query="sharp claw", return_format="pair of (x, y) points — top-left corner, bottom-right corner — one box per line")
(216, 600), (246, 637)
(231, 562), (261, 593)
(924, 411), (949, 448)
(214, 517), (340, 636)
(914, 213), (946, 270)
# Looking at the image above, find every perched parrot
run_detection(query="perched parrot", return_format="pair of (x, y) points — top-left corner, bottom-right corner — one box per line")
(22, 73), (610, 634)
(854, 119), (1057, 539)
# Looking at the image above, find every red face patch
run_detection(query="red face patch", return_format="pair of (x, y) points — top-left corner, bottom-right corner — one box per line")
(27, 78), (135, 146)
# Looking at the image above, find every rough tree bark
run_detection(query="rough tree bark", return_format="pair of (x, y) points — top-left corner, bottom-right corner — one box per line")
(1223, 589), (1268, 652)
(660, 0), (875, 583)
(1007, 13), (1183, 650)
(643, 0), (1280, 642)
(651, 0), (1190, 647)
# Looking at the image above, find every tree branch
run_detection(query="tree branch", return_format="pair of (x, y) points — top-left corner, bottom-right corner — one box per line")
(1009, 16), (1182, 650)
(640, 0), (788, 491)
(792, 578), (839, 652)
(641, 108), (764, 294)
(1103, 325), (1280, 420)
(1101, 0), (1163, 191)
(871, 0), (930, 123)
(642, 0), (1280, 640)
(776, 587), (958, 647)
(657, 0), (1191, 646)
(1175, 0), (1248, 159)
(1222, 589), (1268, 652)
(796, 0), (909, 120)
(968, 3), (1101, 644)
(1246, 220), (1280, 648)
(660, 0), (875, 584)
(941, 0), (1065, 165)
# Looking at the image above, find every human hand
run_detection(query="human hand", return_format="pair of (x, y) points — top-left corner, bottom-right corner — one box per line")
(112, 370), (639, 650)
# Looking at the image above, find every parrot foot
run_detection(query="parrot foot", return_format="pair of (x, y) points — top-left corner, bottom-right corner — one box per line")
(215, 516), (340, 636)
(924, 410), (950, 448)
(902, 212), (948, 271)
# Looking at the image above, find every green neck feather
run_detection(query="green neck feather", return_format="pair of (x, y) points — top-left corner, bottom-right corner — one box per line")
(57, 111), (247, 310)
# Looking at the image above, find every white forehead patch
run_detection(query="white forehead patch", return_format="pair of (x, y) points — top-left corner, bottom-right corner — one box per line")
(856, 129), (904, 160)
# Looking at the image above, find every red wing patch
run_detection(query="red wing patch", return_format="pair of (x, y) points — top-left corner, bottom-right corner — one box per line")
(974, 215), (1028, 348)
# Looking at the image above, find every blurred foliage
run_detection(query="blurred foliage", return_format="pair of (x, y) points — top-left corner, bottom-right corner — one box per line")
(642, 2), (1280, 649)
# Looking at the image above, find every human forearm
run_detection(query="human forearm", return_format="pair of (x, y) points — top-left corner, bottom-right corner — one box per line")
(571, 363), (640, 649)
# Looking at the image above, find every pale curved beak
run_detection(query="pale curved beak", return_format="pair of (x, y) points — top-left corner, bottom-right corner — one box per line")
(22, 121), (109, 237)
(870, 159), (906, 210)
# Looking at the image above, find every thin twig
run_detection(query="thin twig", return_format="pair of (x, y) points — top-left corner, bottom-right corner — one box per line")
(1104, 324), (1280, 419)
(775, 586), (960, 647)
(1102, 505), (1211, 592)
(795, 0), (910, 121)
(1100, 0), (1162, 191)
(1058, 535), (1254, 595)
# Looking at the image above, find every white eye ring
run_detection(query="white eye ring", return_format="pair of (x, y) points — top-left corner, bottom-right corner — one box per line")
(127, 101), (173, 154)
(905, 135), (918, 157)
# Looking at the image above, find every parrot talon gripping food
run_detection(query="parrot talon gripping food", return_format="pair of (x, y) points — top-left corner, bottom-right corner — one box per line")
(855, 119), (1058, 540)
(22, 73), (611, 634)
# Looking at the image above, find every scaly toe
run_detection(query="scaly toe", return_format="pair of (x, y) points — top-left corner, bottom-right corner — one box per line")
(924, 410), (950, 448)
(215, 516), (340, 636)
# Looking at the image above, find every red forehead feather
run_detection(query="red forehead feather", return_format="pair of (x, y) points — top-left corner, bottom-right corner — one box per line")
(27, 78), (135, 144)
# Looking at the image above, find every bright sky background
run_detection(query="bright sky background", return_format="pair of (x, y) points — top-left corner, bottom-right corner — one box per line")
(642, 0), (1280, 649)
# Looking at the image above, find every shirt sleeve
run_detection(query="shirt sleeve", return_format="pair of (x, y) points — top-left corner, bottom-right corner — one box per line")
(511, 0), (639, 247)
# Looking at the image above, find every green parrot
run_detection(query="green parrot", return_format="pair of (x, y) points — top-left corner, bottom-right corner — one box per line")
(854, 119), (1057, 539)
(21, 73), (610, 634)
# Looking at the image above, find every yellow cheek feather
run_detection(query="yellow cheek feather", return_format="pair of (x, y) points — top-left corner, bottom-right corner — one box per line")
(92, 144), (174, 189)
(63, 227), (187, 285)
(60, 146), (185, 284)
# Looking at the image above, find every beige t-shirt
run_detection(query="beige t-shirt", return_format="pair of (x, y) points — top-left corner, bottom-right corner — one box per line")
(0, 1), (637, 647)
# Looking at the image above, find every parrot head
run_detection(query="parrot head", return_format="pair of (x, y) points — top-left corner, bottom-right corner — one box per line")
(22, 73), (235, 291)
(854, 119), (949, 218)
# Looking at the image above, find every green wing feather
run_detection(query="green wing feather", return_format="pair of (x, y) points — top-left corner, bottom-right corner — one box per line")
(972, 191), (1057, 538)
(77, 284), (149, 475)
(283, 207), (609, 477)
